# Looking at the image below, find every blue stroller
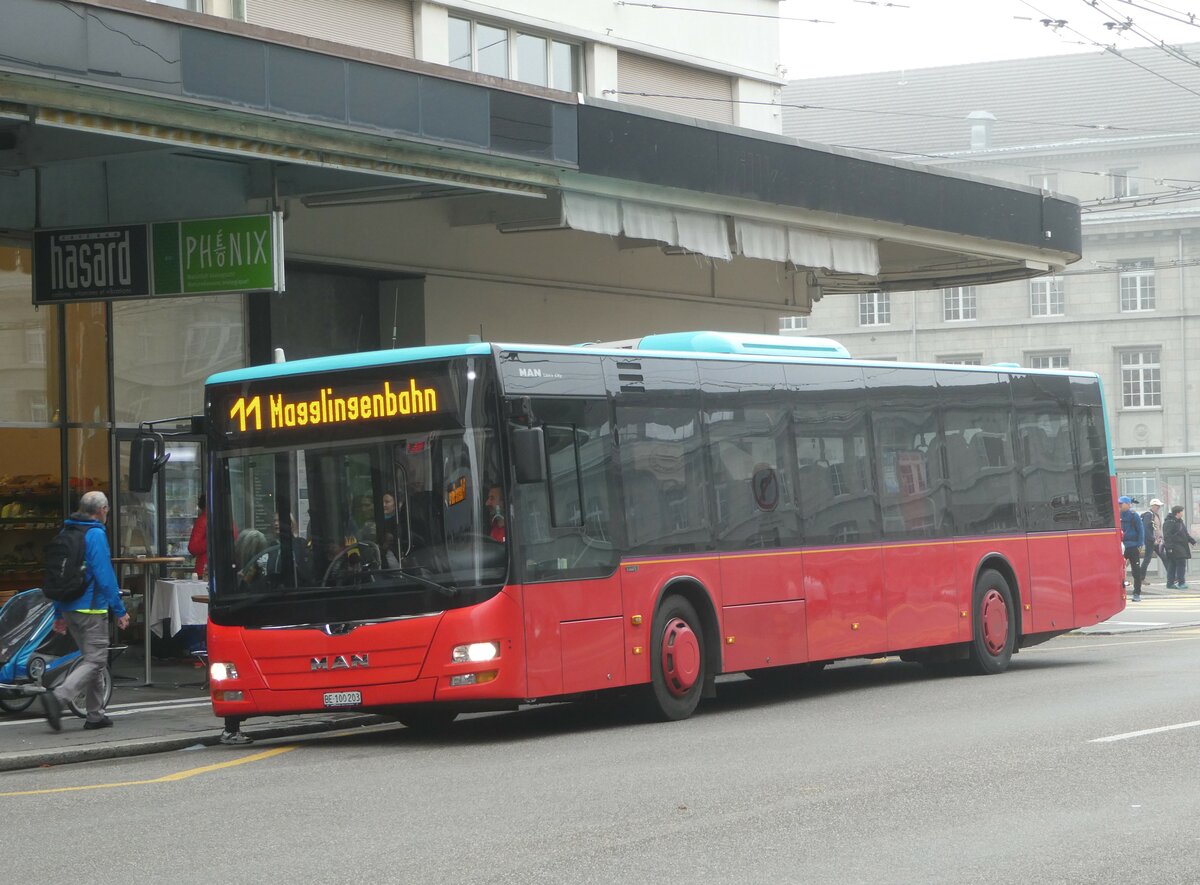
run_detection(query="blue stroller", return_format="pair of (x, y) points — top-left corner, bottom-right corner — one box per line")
(0, 588), (114, 717)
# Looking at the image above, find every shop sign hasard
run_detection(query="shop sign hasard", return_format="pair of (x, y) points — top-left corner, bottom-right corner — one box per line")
(33, 213), (284, 304)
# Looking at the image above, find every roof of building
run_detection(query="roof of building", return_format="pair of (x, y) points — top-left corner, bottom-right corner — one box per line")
(783, 42), (1200, 156)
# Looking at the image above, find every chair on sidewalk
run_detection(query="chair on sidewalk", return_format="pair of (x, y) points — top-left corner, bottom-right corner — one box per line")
(192, 648), (210, 690)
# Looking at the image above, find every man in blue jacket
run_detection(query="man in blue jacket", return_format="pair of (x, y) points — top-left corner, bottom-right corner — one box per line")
(40, 491), (130, 731)
(1119, 495), (1146, 603)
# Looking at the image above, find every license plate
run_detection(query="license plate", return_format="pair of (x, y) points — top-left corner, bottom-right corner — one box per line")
(323, 691), (362, 707)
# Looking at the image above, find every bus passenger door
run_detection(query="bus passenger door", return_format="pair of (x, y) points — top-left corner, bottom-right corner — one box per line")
(791, 363), (887, 661)
(511, 396), (625, 697)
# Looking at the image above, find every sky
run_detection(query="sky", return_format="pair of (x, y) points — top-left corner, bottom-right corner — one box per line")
(778, 0), (1200, 78)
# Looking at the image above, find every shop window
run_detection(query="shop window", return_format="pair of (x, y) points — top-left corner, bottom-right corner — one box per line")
(113, 295), (244, 426)
(0, 246), (60, 425)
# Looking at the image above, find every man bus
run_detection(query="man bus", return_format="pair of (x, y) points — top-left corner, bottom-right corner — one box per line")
(176, 331), (1123, 730)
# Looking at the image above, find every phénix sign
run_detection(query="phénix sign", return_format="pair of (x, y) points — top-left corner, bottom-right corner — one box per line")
(32, 213), (284, 305)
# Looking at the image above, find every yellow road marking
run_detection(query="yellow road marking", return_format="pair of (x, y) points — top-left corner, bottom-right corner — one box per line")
(0, 745), (295, 798)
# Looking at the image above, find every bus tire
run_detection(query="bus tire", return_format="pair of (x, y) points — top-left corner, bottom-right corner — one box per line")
(967, 569), (1015, 675)
(642, 596), (706, 722)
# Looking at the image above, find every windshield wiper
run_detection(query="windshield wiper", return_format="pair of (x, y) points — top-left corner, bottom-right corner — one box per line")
(379, 566), (458, 598)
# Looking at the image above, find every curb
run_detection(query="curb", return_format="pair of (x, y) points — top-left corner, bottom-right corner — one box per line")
(0, 714), (388, 773)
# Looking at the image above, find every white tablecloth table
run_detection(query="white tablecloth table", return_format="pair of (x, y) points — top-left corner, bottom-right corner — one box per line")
(150, 579), (209, 637)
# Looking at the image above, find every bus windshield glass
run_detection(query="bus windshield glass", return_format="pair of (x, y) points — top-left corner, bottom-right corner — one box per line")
(206, 357), (506, 627)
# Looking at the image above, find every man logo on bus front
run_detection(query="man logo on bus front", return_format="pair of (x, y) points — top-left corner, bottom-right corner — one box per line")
(311, 654), (370, 671)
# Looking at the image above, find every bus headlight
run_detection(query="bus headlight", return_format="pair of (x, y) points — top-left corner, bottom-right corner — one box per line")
(210, 662), (239, 681)
(452, 642), (500, 664)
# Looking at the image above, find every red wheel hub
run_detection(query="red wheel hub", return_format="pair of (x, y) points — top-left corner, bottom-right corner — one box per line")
(661, 617), (701, 697)
(981, 588), (1009, 656)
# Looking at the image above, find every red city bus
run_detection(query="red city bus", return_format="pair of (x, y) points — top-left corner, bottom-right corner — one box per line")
(191, 332), (1124, 728)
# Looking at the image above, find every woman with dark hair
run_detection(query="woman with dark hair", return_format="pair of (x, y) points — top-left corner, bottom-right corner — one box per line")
(1163, 504), (1195, 590)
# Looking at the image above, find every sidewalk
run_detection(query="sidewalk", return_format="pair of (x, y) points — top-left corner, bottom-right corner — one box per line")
(0, 650), (384, 773)
(1071, 579), (1200, 635)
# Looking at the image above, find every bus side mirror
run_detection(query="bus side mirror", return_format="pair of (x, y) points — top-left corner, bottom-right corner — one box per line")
(512, 426), (546, 484)
(129, 433), (170, 493)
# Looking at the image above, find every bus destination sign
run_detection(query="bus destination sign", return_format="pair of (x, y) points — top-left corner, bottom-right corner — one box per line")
(223, 377), (441, 437)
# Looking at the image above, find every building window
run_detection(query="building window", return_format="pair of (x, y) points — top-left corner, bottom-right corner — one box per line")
(1029, 172), (1058, 191)
(24, 328), (46, 366)
(1029, 277), (1064, 316)
(448, 16), (579, 90)
(938, 355), (983, 365)
(858, 292), (890, 326)
(1119, 259), (1155, 311)
(1110, 168), (1140, 199)
(1121, 474), (1156, 504)
(145, 0), (204, 10)
(942, 286), (977, 322)
(1121, 448), (1163, 457)
(1027, 352), (1069, 369)
(779, 315), (808, 331)
(1120, 349), (1161, 408)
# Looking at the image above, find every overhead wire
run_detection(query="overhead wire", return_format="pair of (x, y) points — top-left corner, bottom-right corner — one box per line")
(1082, 0), (1200, 66)
(1106, 0), (1200, 27)
(1016, 0), (1200, 96)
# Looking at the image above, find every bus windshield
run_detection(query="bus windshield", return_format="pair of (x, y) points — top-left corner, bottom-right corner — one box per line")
(206, 358), (506, 628)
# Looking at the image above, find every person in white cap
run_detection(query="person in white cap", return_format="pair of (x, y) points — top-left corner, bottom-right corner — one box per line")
(1139, 498), (1167, 586)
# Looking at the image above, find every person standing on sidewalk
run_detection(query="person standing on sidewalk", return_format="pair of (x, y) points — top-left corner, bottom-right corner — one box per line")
(1163, 504), (1195, 590)
(1119, 495), (1145, 602)
(188, 493), (208, 579)
(1140, 498), (1167, 585)
(40, 491), (130, 732)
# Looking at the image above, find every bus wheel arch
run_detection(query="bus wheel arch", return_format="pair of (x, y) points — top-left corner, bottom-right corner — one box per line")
(642, 579), (720, 721)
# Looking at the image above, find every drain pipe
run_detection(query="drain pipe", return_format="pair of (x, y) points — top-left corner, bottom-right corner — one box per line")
(1182, 232), (1190, 452)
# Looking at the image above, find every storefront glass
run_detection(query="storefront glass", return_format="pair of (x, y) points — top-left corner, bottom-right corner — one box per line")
(0, 246), (62, 599)
(112, 295), (244, 426)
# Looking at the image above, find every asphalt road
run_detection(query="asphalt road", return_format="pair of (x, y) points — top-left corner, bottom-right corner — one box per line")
(4, 627), (1200, 885)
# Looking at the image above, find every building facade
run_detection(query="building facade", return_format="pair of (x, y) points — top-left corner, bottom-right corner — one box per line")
(0, 0), (1077, 602)
(781, 44), (1200, 533)
(154, 0), (787, 132)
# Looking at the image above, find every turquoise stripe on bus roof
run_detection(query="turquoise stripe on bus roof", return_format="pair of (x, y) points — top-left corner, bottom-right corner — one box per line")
(210, 340), (1109, 382)
(205, 343), (493, 385)
(637, 331), (851, 358)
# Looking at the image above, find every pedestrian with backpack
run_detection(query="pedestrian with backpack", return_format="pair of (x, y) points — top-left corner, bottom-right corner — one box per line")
(39, 491), (129, 732)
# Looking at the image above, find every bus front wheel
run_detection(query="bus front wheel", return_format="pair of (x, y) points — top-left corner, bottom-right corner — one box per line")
(967, 569), (1015, 675)
(643, 596), (706, 722)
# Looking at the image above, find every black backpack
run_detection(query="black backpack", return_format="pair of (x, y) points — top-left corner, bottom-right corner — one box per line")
(42, 524), (92, 604)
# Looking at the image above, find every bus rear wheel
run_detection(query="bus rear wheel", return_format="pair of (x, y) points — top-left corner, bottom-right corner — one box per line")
(643, 596), (706, 722)
(967, 569), (1015, 675)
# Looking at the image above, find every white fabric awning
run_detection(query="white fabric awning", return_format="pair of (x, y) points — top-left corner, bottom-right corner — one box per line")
(740, 218), (879, 276)
(561, 191), (878, 273)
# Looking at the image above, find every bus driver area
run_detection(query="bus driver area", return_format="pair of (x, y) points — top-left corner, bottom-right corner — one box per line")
(173, 331), (1123, 730)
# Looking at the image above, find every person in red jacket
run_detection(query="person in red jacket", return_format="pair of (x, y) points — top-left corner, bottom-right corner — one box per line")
(188, 493), (208, 578)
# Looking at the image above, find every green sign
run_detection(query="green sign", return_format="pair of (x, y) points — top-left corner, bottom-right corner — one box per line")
(33, 213), (284, 304)
(152, 213), (283, 296)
